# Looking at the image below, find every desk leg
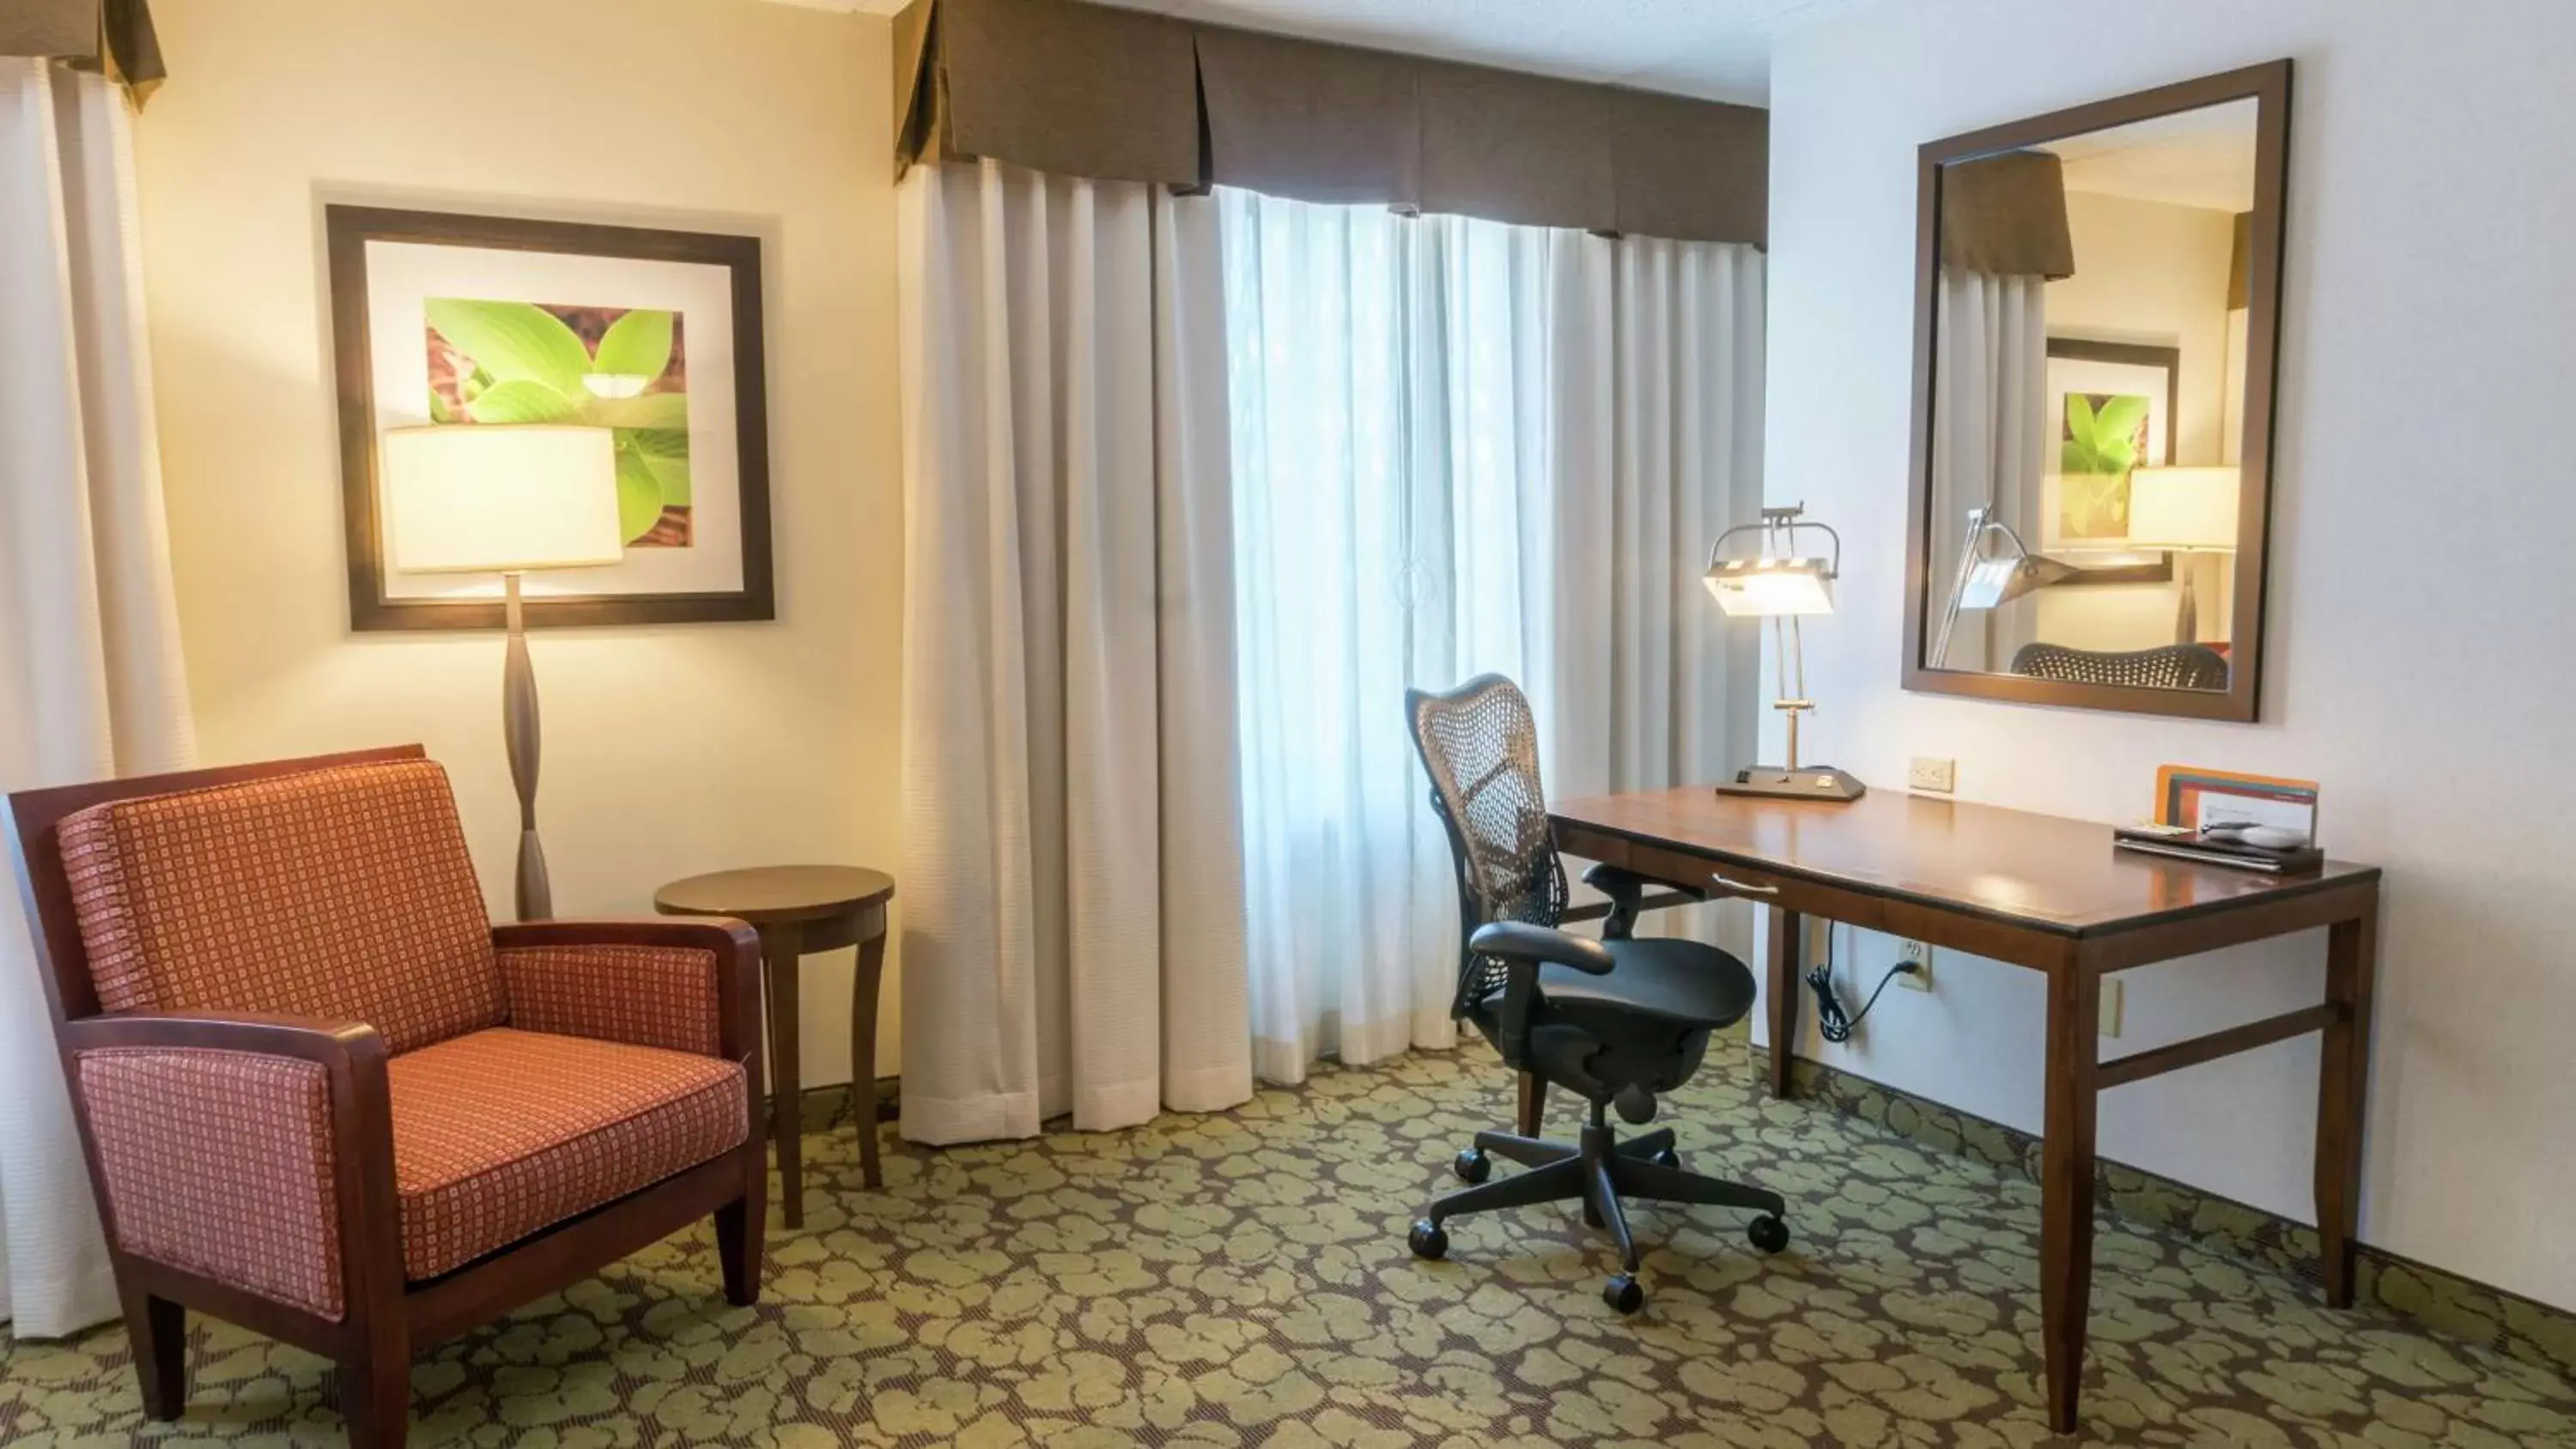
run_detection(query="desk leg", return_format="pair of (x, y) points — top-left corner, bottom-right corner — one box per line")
(762, 923), (805, 1229)
(2316, 904), (2379, 1307)
(850, 930), (888, 1190)
(2039, 967), (2101, 1436)
(1765, 906), (1801, 1099)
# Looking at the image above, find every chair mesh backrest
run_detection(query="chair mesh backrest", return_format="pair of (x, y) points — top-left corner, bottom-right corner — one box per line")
(2010, 641), (2231, 691)
(1406, 675), (1567, 1019)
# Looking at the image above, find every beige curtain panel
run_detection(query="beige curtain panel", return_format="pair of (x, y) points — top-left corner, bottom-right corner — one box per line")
(891, 0), (1767, 246)
(0, 0), (163, 97)
(2227, 209), (2251, 309)
(1938, 150), (2075, 280)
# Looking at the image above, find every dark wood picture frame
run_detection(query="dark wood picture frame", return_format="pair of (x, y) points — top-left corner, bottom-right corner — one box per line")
(326, 206), (775, 631)
(2042, 336), (2178, 586)
(1901, 59), (2292, 723)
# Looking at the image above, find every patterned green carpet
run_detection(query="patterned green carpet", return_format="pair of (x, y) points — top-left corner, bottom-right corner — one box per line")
(5, 1034), (2573, 1446)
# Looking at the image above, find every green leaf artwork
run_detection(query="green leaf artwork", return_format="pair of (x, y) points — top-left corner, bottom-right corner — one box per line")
(423, 300), (691, 547)
(2057, 391), (2150, 541)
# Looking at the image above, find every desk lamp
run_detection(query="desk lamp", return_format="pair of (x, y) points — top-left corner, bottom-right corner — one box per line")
(2126, 466), (2240, 644)
(380, 424), (623, 920)
(1929, 504), (2080, 669)
(1702, 505), (1865, 801)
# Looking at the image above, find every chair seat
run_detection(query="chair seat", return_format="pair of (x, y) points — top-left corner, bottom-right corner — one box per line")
(388, 1028), (747, 1282)
(1485, 937), (1758, 1031)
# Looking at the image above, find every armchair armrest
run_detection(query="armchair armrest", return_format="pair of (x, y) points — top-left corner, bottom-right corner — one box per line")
(62, 1010), (396, 1323)
(494, 917), (762, 1064)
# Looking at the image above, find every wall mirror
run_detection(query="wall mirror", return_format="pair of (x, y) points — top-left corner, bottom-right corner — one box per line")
(1902, 60), (2290, 721)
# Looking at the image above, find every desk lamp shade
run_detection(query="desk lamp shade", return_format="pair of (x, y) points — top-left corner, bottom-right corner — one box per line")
(2126, 466), (2241, 552)
(380, 425), (622, 574)
(1703, 558), (1837, 617)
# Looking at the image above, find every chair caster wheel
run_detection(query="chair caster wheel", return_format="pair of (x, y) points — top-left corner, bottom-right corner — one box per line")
(1454, 1149), (1492, 1185)
(1603, 1273), (1645, 1315)
(1650, 1149), (1680, 1169)
(1747, 1214), (1789, 1255)
(1408, 1219), (1449, 1261)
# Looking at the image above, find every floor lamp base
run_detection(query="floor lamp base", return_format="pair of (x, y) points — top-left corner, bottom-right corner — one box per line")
(1716, 767), (1868, 802)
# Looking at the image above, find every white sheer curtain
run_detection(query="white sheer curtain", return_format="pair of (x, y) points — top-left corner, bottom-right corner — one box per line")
(1221, 189), (1765, 1083)
(1929, 267), (2047, 672)
(0, 60), (195, 1337)
(895, 159), (1252, 1143)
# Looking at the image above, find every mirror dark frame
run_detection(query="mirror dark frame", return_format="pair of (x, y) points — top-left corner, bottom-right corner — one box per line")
(1899, 59), (2292, 723)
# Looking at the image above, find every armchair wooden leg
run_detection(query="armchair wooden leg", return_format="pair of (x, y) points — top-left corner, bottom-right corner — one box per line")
(715, 1172), (765, 1307)
(118, 1283), (185, 1422)
(337, 1331), (412, 1449)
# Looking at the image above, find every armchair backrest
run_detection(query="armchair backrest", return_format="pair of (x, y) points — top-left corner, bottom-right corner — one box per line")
(1405, 675), (1567, 1021)
(8, 747), (503, 1053)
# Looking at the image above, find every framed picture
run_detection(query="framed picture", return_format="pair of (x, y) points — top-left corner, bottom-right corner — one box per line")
(2040, 337), (2178, 553)
(327, 206), (773, 630)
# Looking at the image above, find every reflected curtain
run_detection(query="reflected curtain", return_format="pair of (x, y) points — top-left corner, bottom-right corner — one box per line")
(1220, 189), (1765, 1082)
(0, 59), (194, 1337)
(1929, 267), (2047, 672)
(894, 158), (1252, 1143)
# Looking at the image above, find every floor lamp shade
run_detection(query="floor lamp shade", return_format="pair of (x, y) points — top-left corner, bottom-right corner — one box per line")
(376, 424), (623, 923)
(2127, 466), (2241, 551)
(380, 425), (623, 573)
(2128, 466), (2241, 646)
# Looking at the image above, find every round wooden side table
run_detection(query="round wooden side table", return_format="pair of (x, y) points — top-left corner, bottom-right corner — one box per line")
(653, 864), (896, 1226)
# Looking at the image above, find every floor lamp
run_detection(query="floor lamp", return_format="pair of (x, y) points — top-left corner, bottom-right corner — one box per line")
(380, 425), (624, 921)
(2127, 466), (2241, 643)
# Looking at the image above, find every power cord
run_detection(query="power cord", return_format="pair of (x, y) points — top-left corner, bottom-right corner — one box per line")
(1803, 925), (1921, 1045)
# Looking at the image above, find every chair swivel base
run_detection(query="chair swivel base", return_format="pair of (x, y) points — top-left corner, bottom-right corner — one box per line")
(1406, 1118), (1789, 1313)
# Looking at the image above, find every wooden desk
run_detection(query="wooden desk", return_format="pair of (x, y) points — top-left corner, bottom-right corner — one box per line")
(1549, 787), (2381, 1436)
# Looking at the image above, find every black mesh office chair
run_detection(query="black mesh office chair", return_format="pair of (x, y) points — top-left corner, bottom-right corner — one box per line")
(2010, 641), (2230, 690)
(1401, 674), (1788, 1313)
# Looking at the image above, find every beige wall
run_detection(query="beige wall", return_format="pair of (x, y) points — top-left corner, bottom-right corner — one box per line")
(130, 0), (905, 1087)
(2035, 188), (2239, 652)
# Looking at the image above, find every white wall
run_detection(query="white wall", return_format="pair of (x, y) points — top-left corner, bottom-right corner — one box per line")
(131, 0), (905, 1089)
(1765, 0), (2576, 1309)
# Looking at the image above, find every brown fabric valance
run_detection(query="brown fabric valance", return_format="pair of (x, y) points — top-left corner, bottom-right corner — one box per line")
(891, 0), (1768, 246)
(894, 0), (1200, 186)
(0, 0), (166, 99)
(1939, 150), (2073, 280)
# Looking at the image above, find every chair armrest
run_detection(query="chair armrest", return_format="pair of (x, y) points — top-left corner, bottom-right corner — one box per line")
(1578, 863), (1705, 940)
(1469, 921), (1615, 975)
(494, 917), (762, 1064)
(62, 1010), (397, 1322)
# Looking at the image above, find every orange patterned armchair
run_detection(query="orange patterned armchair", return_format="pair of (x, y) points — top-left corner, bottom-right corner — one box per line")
(4, 747), (766, 1448)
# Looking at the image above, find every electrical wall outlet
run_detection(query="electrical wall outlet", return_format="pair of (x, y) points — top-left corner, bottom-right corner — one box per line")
(1906, 755), (1957, 793)
(2099, 978), (2124, 1037)
(1895, 938), (1932, 991)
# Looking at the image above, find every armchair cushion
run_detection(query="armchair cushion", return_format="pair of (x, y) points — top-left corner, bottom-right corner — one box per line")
(499, 943), (722, 1057)
(388, 1028), (746, 1281)
(76, 1047), (344, 1319)
(58, 761), (503, 1053)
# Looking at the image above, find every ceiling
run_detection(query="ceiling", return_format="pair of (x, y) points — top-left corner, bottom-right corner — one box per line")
(782, 0), (1867, 104)
(2044, 99), (2259, 213)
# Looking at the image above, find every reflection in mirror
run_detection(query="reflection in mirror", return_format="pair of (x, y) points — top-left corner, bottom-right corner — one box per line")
(1920, 91), (2264, 697)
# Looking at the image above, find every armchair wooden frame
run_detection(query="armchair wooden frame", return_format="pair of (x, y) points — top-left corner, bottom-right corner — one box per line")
(5, 745), (769, 1447)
